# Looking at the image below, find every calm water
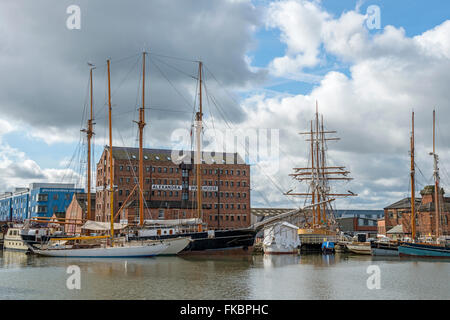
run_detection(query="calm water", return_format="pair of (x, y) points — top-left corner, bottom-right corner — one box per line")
(0, 250), (449, 299)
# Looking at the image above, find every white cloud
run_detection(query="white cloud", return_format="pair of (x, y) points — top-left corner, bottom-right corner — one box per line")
(266, 0), (330, 76)
(240, 4), (450, 209)
(0, 139), (81, 193)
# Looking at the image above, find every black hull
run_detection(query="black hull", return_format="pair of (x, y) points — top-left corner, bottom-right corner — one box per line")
(130, 228), (257, 254)
(371, 242), (399, 251)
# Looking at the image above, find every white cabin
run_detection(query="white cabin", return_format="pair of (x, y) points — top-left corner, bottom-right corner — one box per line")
(4, 228), (29, 251)
(263, 222), (301, 254)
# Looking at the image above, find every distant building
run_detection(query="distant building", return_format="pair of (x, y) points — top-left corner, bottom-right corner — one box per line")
(0, 183), (83, 222)
(383, 185), (450, 237)
(336, 216), (378, 238)
(334, 210), (384, 220)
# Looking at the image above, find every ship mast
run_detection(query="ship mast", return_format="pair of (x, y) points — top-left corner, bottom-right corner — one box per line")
(195, 61), (203, 232)
(410, 111), (416, 241)
(82, 64), (95, 221)
(315, 103), (321, 224)
(432, 109), (440, 240)
(310, 120), (315, 226)
(107, 59), (114, 245)
(137, 51), (146, 227)
(286, 102), (357, 228)
(321, 114), (327, 225)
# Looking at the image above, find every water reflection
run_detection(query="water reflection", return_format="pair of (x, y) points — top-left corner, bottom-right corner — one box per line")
(1, 250), (33, 268)
(1, 251), (450, 299)
(299, 253), (337, 266)
(262, 254), (300, 268)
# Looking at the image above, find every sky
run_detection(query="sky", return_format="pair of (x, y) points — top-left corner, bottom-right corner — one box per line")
(0, 0), (450, 211)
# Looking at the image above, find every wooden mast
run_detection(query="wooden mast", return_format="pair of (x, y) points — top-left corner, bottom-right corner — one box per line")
(138, 51), (146, 227)
(310, 120), (315, 226)
(321, 114), (327, 225)
(315, 102), (321, 225)
(410, 111), (416, 241)
(107, 59), (114, 245)
(195, 61), (203, 232)
(432, 109), (440, 239)
(85, 65), (95, 221)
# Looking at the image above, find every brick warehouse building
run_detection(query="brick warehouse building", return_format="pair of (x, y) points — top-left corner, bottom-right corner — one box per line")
(383, 185), (450, 237)
(95, 146), (251, 230)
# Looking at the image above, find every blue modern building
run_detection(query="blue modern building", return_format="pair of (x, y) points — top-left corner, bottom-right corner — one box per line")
(0, 193), (12, 222)
(11, 188), (29, 221)
(0, 183), (83, 222)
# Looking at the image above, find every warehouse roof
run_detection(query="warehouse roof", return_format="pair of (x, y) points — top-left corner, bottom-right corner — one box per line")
(384, 198), (422, 210)
(251, 208), (295, 217)
(105, 146), (246, 165)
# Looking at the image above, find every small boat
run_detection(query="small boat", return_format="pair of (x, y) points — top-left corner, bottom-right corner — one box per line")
(262, 222), (300, 254)
(398, 242), (450, 258)
(335, 240), (351, 253)
(371, 241), (398, 256)
(3, 227), (29, 252)
(346, 242), (372, 255)
(321, 241), (335, 254)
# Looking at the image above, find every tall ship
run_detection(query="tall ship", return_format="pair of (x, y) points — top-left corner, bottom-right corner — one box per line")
(285, 103), (357, 251)
(123, 59), (257, 254)
(398, 110), (450, 258)
(24, 54), (189, 257)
